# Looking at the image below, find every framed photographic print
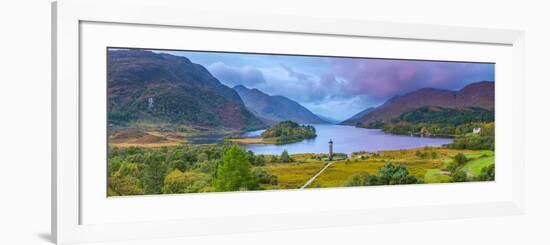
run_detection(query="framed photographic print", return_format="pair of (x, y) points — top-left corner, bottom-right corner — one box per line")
(52, 0), (525, 244)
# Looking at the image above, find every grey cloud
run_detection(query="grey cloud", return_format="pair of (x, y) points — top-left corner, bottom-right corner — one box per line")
(281, 64), (313, 82)
(207, 62), (266, 87)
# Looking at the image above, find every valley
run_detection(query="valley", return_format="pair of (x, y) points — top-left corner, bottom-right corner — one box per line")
(106, 48), (495, 197)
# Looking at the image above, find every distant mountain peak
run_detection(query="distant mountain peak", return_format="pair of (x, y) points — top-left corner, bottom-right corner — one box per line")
(341, 107), (376, 124)
(234, 85), (328, 124)
(341, 81), (494, 126)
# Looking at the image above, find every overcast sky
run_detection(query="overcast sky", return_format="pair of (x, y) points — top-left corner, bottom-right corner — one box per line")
(152, 49), (494, 121)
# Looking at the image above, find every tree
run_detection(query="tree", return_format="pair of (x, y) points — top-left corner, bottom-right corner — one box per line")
(378, 163), (418, 185)
(109, 173), (144, 196)
(344, 173), (382, 186)
(162, 169), (210, 194)
(477, 164), (495, 181)
(255, 155), (266, 166)
(260, 121), (317, 144)
(214, 145), (257, 191)
(280, 150), (293, 163)
(453, 153), (468, 165)
(108, 162), (144, 196)
(344, 163), (418, 187)
(364, 174), (382, 185)
(452, 170), (467, 182)
(251, 167), (278, 185)
(197, 152), (209, 162)
(246, 150), (255, 164)
(195, 160), (217, 174)
(143, 152), (168, 194)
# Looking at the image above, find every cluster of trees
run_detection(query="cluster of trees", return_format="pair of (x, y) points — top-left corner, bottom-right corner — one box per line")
(378, 107), (494, 139)
(416, 149), (438, 159)
(261, 121), (317, 144)
(311, 153), (348, 161)
(383, 123), (455, 137)
(445, 123), (495, 150)
(397, 106), (494, 125)
(444, 153), (495, 182)
(108, 144), (282, 196)
(445, 135), (495, 150)
(344, 163), (419, 187)
(356, 121), (384, 129)
(378, 106), (495, 151)
(477, 164), (495, 181)
(445, 153), (469, 182)
(383, 121), (494, 138)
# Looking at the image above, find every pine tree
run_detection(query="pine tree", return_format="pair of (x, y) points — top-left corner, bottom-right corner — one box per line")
(280, 150), (293, 163)
(214, 145), (256, 191)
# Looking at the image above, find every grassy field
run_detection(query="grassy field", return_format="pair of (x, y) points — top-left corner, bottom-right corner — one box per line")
(308, 160), (385, 188)
(462, 155), (495, 175)
(226, 137), (279, 144)
(109, 130), (187, 148)
(424, 169), (452, 183)
(265, 161), (326, 189)
(462, 150), (494, 159)
(261, 148), (495, 189)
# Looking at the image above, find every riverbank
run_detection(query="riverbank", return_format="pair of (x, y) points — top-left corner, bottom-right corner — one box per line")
(109, 130), (187, 148)
(226, 137), (277, 144)
(239, 124), (452, 155)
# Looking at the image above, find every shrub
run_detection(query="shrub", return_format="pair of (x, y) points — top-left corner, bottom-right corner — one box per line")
(452, 170), (467, 182)
(252, 167), (278, 185)
(194, 160), (217, 174)
(477, 164), (495, 181)
(280, 150), (293, 163)
(162, 169), (211, 194)
(108, 162), (144, 196)
(344, 163), (418, 187)
(378, 163), (418, 185)
(453, 153), (468, 165)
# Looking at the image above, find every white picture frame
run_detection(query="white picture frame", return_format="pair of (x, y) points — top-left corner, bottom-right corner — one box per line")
(52, 0), (525, 244)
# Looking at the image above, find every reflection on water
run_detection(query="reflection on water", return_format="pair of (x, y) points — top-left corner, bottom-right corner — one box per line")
(187, 124), (453, 155)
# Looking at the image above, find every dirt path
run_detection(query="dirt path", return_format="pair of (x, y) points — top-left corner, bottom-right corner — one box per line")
(300, 161), (334, 189)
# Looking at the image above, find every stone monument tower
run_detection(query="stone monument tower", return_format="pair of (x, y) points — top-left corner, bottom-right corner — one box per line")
(329, 139), (333, 161)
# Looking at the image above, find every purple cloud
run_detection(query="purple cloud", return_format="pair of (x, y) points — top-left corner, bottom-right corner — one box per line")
(147, 49), (494, 120)
(332, 58), (494, 103)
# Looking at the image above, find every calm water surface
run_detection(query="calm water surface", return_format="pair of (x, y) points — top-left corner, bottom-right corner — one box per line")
(189, 124), (453, 155)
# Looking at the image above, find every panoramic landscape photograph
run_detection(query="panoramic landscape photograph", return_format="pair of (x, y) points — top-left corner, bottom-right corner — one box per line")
(107, 48), (495, 196)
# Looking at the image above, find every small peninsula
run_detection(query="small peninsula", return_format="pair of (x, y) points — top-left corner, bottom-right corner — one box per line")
(228, 121), (317, 145)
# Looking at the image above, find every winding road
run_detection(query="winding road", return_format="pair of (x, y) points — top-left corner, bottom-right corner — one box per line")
(300, 161), (334, 189)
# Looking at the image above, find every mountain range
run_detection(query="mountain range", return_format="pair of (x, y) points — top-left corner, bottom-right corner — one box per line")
(107, 50), (265, 130)
(234, 85), (327, 125)
(108, 50), (494, 132)
(108, 50), (326, 131)
(341, 81), (495, 126)
(342, 107), (376, 125)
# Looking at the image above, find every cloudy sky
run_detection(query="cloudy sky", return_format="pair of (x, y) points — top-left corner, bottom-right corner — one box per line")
(153, 49), (494, 121)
